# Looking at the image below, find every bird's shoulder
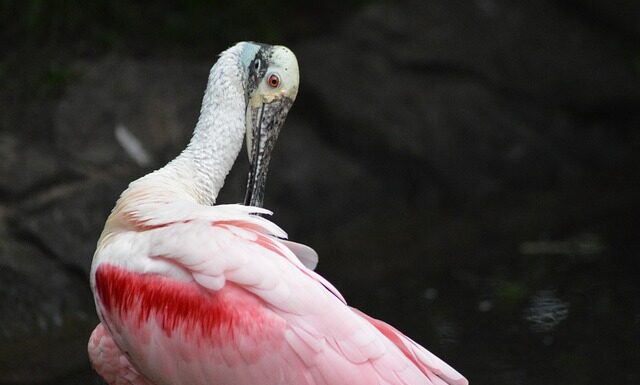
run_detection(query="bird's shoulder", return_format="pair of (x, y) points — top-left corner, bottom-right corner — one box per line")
(93, 192), (335, 302)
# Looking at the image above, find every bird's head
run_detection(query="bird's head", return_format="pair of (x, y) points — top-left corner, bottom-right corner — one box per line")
(238, 42), (299, 208)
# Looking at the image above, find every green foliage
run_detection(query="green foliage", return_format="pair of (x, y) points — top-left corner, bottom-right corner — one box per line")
(0, 0), (379, 117)
(494, 279), (529, 304)
(1, 0), (379, 57)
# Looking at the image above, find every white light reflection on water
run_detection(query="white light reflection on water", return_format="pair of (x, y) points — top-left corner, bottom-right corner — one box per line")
(524, 289), (569, 333)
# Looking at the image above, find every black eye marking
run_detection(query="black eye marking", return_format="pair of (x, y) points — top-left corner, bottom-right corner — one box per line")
(247, 46), (273, 95)
(250, 57), (263, 76)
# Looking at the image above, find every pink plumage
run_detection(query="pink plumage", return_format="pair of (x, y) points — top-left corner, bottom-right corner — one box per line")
(89, 204), (467, 385)
(88, 42), (467, 385)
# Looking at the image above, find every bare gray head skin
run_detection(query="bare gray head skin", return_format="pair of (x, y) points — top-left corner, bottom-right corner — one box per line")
(240, 43), (299, 208)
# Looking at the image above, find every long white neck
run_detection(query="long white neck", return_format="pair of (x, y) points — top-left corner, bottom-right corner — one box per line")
(143, 45), (247, 205)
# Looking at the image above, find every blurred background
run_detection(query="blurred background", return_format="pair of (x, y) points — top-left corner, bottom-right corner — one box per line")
(1, 0), (639, 384)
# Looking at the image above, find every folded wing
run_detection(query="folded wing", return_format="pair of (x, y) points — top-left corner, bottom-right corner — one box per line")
(92, 203), (467, 385)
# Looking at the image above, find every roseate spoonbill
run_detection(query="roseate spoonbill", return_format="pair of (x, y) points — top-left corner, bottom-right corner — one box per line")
(88, 42), (468, 385)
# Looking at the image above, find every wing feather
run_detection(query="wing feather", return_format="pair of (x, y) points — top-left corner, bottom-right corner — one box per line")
(88, 323), (154, 385)
(94, 203), (467, 385)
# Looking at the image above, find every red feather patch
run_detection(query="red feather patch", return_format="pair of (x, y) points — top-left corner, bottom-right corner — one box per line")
(95, 264), (285, 344)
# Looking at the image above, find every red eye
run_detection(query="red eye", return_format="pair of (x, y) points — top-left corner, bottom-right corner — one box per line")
(268, 74), (280, 88)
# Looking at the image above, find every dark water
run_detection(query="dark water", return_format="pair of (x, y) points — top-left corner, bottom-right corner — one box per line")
(265, 163), (640, 385)
(319, 186), (640, 385)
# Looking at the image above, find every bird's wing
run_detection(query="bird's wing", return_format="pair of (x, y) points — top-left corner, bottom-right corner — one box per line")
(352, 309), (468, 385)
(110, 194), (319, 270)
(88, 323), (154, 385)
(279, 239), (319, 270)
(94, 203), (466, 385)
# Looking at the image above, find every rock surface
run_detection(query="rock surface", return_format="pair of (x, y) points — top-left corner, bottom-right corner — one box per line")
(54, 58), (207, 169)
(13, 180), (127, 274)
(0, 212), (96, 384)
(0, 132), (65, 198)
(296, 0), (639, 197)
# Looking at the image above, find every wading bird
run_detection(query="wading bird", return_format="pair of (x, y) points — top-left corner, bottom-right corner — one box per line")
(88, 42), (468, 385)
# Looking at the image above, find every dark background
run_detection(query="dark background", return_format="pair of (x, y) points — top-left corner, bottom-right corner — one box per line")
(1, 1), (639, 384)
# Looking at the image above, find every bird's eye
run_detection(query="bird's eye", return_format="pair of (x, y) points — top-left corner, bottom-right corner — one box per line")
(267, 74), (280, 88)
(254, 60), (260, 71)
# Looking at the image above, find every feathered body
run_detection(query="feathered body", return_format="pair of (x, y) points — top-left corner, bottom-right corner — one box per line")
(88, 42), (468, 385)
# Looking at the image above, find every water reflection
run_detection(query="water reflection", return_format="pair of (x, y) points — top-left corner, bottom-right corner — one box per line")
(524, 290), (569, 333)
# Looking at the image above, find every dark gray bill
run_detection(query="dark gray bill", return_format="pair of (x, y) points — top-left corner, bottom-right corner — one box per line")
(243, 97), (293, 207)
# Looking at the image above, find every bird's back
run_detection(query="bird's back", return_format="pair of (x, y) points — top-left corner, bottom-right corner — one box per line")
(89, 198), (467, 385)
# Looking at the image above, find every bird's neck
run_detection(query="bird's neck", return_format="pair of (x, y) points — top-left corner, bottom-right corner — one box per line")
(151, 48), (247, 205)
